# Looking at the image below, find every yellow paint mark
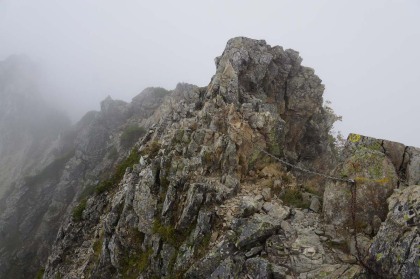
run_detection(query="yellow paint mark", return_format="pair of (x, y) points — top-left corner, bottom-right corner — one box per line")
(353, 177), (390, 185)
(349, 133), (361, 143)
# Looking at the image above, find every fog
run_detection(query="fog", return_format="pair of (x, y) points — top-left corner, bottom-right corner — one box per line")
(0, 0), (419, 146)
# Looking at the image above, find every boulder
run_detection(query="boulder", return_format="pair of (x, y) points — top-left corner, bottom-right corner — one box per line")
(309, 196), (321, 213)
(323, 148), (398, 229)
(344, 133), (420, 187)
(262, 201), (290, 220)
(239, 196), (261, 217)
(406, 147), (420, 185)
(235, 214), (282, 248)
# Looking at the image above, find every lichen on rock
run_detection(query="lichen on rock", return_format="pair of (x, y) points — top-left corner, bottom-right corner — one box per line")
(323, 147), (398, 230)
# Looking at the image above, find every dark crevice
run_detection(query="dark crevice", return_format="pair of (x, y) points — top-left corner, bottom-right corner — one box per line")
(283, 79), (289, 113)
(337, 265), (352, 278)
(397, 146), (409, 187)
(380, 140), (386, 154)
(397, 234), (417, 275)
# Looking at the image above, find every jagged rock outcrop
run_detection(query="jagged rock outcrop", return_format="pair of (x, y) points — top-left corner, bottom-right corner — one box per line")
(209, 37), (334, 170)
(41, 37), (367, 279)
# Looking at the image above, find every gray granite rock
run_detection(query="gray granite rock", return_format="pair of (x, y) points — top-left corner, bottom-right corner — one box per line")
(367, 185), (420, 278)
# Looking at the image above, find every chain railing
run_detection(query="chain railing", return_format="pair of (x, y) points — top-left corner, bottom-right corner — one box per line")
(227, 120), (383, 278)
(228, 122), (353, 183)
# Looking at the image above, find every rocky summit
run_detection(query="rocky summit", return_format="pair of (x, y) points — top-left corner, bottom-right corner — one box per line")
(0, 37), (418, 279)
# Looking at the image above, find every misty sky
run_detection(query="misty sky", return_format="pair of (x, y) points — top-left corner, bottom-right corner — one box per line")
(0, 0), (419, 146)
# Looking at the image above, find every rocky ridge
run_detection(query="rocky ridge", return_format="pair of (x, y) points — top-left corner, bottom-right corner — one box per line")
(40, 37), (392, 279)
(0, 37), (418, 279)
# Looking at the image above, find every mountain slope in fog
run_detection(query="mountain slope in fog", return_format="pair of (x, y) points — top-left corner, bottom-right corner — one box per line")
(0, 60), (170, 277)
(0, 55), (70, 198)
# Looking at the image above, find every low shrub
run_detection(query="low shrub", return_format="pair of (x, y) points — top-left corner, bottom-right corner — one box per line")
(280, 188), (310, 208)
(120, 125), (146, 148)
(72, 198), (87, 222)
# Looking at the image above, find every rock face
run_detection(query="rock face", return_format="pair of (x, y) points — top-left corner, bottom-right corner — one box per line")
(367, 185), (420, 278)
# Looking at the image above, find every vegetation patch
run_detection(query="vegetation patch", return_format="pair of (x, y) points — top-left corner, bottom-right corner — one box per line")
(202, 150), (213, 165)
(152, 220), (176, 245)
(35, 268), (45, 279)
(171, 129), (185, 145)
(120, 125), (146, 148)
(72, 198), (87, 222)
(93, 237), (103, 256)
(25, 149), (75, 185)
(152, 219), (194, 248)
(120, 248), (153, 279)
(280, 188), (310, 208)
(269, 172), (294, 195)
(140, 141), (161, 158)
(194, 232), (212, 259)
(95, 148), (140, 194)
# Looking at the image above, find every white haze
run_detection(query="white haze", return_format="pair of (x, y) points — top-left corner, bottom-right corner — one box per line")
(0, 0), (419, 147)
